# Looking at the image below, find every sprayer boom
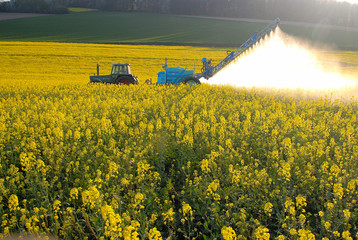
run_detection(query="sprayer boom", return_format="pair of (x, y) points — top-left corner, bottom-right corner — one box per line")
(198, 18), (280, 80)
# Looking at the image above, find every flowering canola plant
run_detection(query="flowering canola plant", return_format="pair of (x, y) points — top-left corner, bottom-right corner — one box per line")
(1, 41), (358, 239)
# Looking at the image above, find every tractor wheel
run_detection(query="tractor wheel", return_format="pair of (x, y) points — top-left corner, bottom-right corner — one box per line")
(115, 76), (134, 85)
(183, 77), (200, 85)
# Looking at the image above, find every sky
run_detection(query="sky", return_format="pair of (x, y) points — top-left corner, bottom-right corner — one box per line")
(333, 0), (358, 3)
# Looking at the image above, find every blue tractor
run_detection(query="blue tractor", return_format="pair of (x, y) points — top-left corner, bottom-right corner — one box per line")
(155, 18), (280, 85)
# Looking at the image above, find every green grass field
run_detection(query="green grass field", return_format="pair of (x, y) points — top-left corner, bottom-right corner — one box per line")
(1, 11), (358, 49)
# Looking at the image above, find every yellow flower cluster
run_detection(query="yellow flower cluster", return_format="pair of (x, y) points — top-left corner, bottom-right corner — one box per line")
(221, 226), (237, 240)
(162, 208), (175, 225)
(69, 188), (78, 201)
(254, 226), (270, 240)
(123, 221), (140, 240)
(182, 203), (192, 218)
(82, 186), (101, 209)
(207, 179), (221, 201)
(148, 227), (163, 240)
(263, 202), (273, 216)
(101, 204), (123, 238)
(8, 194), (19, 212)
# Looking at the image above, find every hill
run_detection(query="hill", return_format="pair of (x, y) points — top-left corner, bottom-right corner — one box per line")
(0, 11), (358, 49)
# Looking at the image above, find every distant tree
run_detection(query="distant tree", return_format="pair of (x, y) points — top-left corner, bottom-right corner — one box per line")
(13, 0), (48, 12)
(0, 1), (9, 11)
(8, 0), (68, 13)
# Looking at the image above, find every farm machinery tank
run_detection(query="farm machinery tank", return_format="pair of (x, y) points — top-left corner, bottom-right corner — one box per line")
(156, 59), (199, 85)
(156, 18), (280, 85)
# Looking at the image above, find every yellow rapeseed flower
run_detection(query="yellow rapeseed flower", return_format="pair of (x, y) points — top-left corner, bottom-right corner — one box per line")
(182, 202), (193, 220)
(333, 231), (340, 238)
(162, 208), (175, 225)
(123, 225), (139, 240)
(295, 195), (307, 209)
(254, 226), (270, 240)
(8, 194), (19, 212)
(19, 152), (34, 172)
(290, 228), (297, 236)
(277, 235), (285, 240)
(264, 202), (273, 216)
(82, 186), (101, 209)
(333, 183), (344, 199)
(343, 209), (351, 221)
(53, 200), (61, 213)
(324, 221), (331, 230)
(134, 192), (144, 204)
(221, 226), (237, 240)
(342, 231), (352, 240)
(298, 229), (315, 240)
(148, 227), (162, 240)
(207, 179), (221, 201)
(278, 161), (291, 181)
(200, 159), (210, 173)
(327, 202), (334, 211)
(69, 188), (78, 200)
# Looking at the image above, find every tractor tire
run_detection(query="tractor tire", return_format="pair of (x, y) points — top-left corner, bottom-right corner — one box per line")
(115, 76), (135, 85)
(183, 77), (201, 85)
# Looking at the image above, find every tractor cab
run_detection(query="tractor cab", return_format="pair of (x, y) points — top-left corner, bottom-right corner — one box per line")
(111, 63), (131, 75)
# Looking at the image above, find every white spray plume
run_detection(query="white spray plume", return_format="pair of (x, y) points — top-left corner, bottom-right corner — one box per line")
(208, 28), (358, 99)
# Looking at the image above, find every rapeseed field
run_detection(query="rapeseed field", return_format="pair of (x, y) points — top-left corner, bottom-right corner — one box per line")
(1, 41), (358, 239)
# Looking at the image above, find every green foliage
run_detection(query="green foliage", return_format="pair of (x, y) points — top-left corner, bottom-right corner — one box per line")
(1, 12), (358, 49)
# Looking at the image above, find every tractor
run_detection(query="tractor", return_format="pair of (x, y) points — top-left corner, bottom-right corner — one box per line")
(89, 63), (139, 85)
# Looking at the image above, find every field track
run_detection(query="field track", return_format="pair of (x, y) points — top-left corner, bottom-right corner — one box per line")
(0, 12), (50, 21)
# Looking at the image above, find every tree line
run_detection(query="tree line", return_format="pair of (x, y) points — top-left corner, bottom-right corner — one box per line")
(1, 0), (358, 27)
(0, 0), (69, 13)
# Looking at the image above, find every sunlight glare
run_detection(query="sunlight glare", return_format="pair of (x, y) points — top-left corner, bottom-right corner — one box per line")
(208, 28), (357, 95)
(334, 0), (358, 4)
